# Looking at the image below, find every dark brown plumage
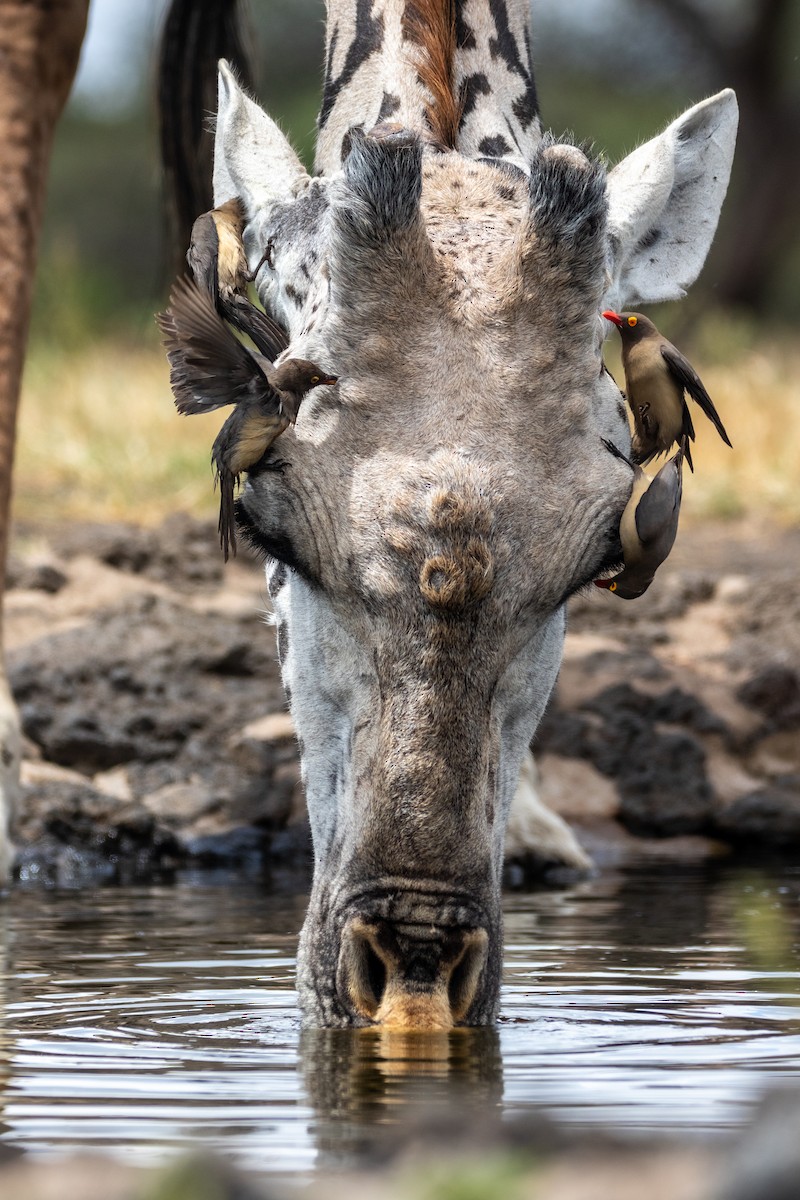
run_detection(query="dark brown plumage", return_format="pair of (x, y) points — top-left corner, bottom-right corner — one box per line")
(187, 197), (286, 360)
(603, 310), (732, 473)
(157, 275), (337, 558)
(157, 275), (336, 417)
(594, 438), (685, 600)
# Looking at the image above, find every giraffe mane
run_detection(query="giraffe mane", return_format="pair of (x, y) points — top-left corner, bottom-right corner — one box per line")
(402, 0), (461, 149)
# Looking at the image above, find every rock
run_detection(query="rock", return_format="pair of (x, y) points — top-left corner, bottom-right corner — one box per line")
(181, 824), (267, 866)
(5, 557), (68, 593)
(8, 593), (284, 787)
(142, 779), (219, 824)
(21, 760), (91, 789)
(737, 666), (800, 729)
(716, 781), (800, 846)
(228, 712), (296, 774)
(242, 712), (296, 743)
(537, 754), (619, 821)
(93, 766), (134, 802)
(616, 730), (714, 836)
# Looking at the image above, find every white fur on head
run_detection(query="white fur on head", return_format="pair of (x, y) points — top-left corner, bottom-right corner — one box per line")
(213, 59), (309, 212)
(604, 89), (738, 310)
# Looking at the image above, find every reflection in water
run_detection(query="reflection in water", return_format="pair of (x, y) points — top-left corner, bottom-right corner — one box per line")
(301, 1027), (502, 1167)
(0, 862), (796, 1173)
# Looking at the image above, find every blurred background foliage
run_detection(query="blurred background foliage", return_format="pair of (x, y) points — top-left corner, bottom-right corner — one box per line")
(17, 0), (800, 525)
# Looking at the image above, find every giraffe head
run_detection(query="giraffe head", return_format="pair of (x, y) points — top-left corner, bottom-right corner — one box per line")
(211, 59), (736, 1028)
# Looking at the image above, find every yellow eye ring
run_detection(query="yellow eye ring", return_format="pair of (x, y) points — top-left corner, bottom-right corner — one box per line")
(627, 316), (638, 327)
(609, 581), (618, 591)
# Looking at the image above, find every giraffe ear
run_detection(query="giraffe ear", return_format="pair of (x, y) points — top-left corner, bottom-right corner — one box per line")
(604, 89), (738, 310)
(213, 60), (309, 212)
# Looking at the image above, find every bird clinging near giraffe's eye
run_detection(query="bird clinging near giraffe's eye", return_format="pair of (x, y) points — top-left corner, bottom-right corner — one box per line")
(156, 275), (337, 420)
(156, 275), (338, 559)
(602, 310), (732, 473)
(594, 437), (685, 600)
(186, 198), (287, 362)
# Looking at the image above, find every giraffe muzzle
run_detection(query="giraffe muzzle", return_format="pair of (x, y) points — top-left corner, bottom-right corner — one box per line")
(337, 916), (489, 1030)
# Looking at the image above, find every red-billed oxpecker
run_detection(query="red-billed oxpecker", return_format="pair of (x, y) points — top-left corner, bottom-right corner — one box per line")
(594, 438), (685, 600)
(157, 275), (337, 560)
(187, 197), (284, 360)
(603, 310), (731, 472)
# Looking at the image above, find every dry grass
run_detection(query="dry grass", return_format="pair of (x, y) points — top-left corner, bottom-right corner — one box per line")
(12, 324), (800, 527)
(14, 332), (219, 526)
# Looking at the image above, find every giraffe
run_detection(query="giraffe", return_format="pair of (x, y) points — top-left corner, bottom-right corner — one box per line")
(0, 0), (90, 884)
(207, 0), (737, 1027)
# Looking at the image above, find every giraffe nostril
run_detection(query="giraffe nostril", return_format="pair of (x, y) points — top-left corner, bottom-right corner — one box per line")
(447, 929), (489, 1022)
(339, 917), (390, 1019)
(365, 941), (387, 1008)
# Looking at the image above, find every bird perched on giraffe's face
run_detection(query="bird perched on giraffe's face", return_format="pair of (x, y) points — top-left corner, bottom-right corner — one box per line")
(187, 198), (284, 361)
(157, 275), (337, 559)
(594, 437), (685, 600)
(603, 310), (731, 472)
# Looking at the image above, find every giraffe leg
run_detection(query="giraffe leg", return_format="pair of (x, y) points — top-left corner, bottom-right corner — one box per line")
(504, 749), (593, 875)
(0, 2), (89, 883)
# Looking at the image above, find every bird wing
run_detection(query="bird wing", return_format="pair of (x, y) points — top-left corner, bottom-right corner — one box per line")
(661, 344), (732, 446)
(221, 292), (289, 361)
(634, 447), (683, 549)
(157, 276), (278, 415)
(186, 213), (219, 300)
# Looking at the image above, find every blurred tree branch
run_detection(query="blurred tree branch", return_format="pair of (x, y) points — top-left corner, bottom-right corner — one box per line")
(640, 0), (800, 311)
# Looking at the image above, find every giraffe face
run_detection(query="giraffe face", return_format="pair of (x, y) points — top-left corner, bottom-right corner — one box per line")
(233, 130), (632, 1027)
(207, 20), (737, 1026)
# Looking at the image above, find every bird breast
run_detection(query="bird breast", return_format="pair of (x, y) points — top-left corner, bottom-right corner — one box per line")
(228, 412), (287, 475)
(624, 344), (684, 439)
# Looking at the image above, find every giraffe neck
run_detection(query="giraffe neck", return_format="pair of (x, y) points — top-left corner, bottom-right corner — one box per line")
(315, 0), (541, 175)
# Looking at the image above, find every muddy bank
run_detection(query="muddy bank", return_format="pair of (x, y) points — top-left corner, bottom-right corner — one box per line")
(5, 514), (800, 885)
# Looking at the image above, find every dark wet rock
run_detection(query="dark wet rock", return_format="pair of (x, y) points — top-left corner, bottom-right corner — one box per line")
(716, 780), (800, 846)
(737, 666), (800, 730)
(181, 824), (267, 866)
(268, 819), (313, 866)
(583, 683), (727, 738)
(615, 730), (713, 836)
(534, 685), (716, 836)
(9, 593), (283, 780)
(14, 780), (184, 887)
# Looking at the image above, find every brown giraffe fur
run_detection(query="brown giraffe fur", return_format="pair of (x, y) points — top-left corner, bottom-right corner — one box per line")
(0, 1), (89, 875)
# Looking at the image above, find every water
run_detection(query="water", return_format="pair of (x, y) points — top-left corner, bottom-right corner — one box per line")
(1, 861), (799, 1174)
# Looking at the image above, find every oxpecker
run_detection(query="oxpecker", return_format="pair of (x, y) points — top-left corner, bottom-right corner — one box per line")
(187, 198), (285, 359)
(594, 438), (685, 600)
(603, 310), (731, 472)
(157, 276), (337, 558)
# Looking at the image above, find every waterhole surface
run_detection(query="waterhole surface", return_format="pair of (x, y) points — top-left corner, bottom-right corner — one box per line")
(1, 860), (798, 1174)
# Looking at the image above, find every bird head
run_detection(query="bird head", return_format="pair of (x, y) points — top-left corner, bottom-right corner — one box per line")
(602, 310), (657, 342)
(273, 358), (339, 396)
(593, 572), (649, 600)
